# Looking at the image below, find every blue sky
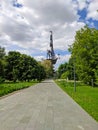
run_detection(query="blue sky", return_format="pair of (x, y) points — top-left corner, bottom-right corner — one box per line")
(0, 0), (98, 69)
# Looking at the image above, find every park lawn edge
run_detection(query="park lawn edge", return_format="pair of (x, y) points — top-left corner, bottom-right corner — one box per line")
(0, 81), (38, 98)
(55, 80), (98, 122)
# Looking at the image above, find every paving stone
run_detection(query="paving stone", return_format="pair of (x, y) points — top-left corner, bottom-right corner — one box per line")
(0, 80), (98, 130)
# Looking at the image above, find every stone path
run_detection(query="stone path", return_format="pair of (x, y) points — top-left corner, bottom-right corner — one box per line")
(0, 80), (98, 130)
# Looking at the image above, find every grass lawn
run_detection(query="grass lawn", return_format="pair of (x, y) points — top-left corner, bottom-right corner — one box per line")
(55, 80), (98, 122)
(0, 81), (38, 97)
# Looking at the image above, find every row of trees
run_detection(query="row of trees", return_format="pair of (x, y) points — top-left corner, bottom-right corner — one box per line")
(58, 26), (98, 86)
(57, 62), (75, 80)
(41, 59), (54, 78)
(0, 46), (46, 82)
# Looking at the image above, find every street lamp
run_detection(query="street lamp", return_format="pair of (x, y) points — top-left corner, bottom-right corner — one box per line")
(74, 61), (76, 92)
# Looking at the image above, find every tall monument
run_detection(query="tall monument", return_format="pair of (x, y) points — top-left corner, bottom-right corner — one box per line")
(47, 31), (58, 64)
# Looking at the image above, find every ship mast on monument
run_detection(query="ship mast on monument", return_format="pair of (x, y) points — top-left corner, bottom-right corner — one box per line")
(47, 31), (58, 65)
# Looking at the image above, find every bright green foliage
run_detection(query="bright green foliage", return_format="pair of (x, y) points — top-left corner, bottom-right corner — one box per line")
(57, 63), (68, 78)
(5, 51), (21, 81)
(37, 64), (46, 81)
(69, 26), (98, 86)
(57, 62), (75, 80)
(0, 46), (46, 82)
(61, 71), (69, 79)
(0, 46), (6, 82)
(0, 60), (5, 83)
(0, 81), (38, 97)
(17, 54), (38, 81)
(0, 46), (5, 59)
(5, 52), (46, 81)
(41, 60), (53, 78)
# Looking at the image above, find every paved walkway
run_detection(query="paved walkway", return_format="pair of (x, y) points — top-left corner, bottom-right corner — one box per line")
(0, 80), (98, 130)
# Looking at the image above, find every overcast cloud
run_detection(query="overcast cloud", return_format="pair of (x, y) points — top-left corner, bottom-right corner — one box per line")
(0, 0), (98, 68)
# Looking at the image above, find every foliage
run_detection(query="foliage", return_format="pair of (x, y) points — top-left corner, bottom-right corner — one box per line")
(0, 46), (6, 82)
(41, 59), (53, 78)
(0, 46), (46, 82)
(57, 63), (68, 78)
(57, 62), (75, 80)
(5, 51), (21, 81)
(0, 46), (5, 59)
(61, 71), (69, 79)
(35, 63), (46, 81)
(56, 80), (98, 121)
(0, 81), (38, 97)
(0, 77), (5, 83)
(69, 26), (98, 86)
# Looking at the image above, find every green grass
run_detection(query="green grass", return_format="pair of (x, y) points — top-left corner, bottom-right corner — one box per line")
(55, 80), (98, 122)
(0, 81), (38, 97)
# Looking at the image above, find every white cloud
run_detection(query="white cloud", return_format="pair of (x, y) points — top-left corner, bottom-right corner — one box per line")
(77, 0), (87, 10)
(34, 55), (46, 61)
(73, 0), (87, 10)
(0, 0), (85, 67)
(87, 0), (98, 20)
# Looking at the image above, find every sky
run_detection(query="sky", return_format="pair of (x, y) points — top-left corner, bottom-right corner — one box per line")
(0, 0), (98, 69)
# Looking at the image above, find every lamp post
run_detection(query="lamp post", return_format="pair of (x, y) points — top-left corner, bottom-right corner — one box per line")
(74, 61), (76, 92)
(73, 57), (76, 92)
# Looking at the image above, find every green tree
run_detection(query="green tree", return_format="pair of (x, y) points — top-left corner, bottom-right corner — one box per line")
(0, 46), (5, 59)
(1, 49), (46, 82)
(69, 26), (98, 85)
(18, 54), (37, 81)
(41, 60), (53, 78)
(18, 54), (46, 81)
(57, 62), (74, 80)
(5, 51), (21, 81)
(0, 46), (6, 82)
(61, 71), (69, 79)
(36, 64), (46, 81)
(57, 63), (68, 78)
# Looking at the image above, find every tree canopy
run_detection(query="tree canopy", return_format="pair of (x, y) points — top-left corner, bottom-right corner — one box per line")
(41, 59), (53, 78)
(0, 46), (46, 82)
(69, 26), (98, 85)
(57, 26), (98, 86)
